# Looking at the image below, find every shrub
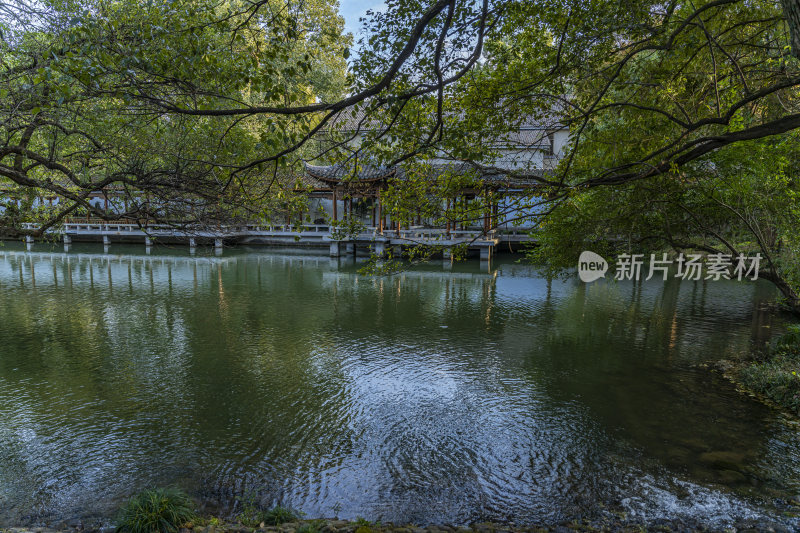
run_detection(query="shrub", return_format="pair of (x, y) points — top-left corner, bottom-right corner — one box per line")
(775, 324), (800, 354)
(116, 488), (197, 533)
(740, 324), (800, 414)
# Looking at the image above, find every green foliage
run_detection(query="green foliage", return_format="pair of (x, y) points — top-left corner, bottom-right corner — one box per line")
(0, 0), (351, 230)
(236, 493), (301, 528)
(235, 492), (265, 528)
(351, 516), (381, 533)
(526, 131), (800, 311)
(329, 215), (366, 241)
(353, 517), (380, 527)
(740, 325), (800, 414)
(116, 488), (197, 533)
(296, 520), (325, 533)
(777, 325), (800, 351)
(262, 506), (302, 525)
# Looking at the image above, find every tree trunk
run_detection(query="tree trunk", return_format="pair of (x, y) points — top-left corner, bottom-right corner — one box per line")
(760, 270), (800, 316)
(782, 0), (800, 59)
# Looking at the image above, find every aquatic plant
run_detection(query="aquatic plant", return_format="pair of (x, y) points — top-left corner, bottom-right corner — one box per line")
(116, 488), (197, 533)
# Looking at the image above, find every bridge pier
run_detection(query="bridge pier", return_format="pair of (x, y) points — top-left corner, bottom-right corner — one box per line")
(102, 235), (110, 246)
(145, 236), (152, 247)
(373, 242), (385, 257)
(189, 237), (196, 248)
(63, 235), (72, 245)
(479, 245), (493, 271)
(329, 241), (341, 257)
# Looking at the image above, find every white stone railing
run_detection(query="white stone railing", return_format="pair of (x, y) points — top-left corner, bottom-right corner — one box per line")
(19, 222), (525, 245)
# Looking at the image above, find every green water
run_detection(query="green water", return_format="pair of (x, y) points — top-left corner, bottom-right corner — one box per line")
(0, 243), (798, 527)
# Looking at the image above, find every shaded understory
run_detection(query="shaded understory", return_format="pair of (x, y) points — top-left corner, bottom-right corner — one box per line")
(737, 325), (800, 415)
(712, 324), (800, 417)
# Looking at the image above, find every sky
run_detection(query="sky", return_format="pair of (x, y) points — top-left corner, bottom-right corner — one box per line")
(338, 0), (386, 39)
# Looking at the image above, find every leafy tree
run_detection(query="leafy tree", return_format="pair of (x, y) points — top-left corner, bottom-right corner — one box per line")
(478, 0), (800, 313)
(528, 132), (800, 310)
(0, 0), (351, 233)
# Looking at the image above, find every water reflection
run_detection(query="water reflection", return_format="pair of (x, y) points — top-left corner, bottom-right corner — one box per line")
(0, 243), (796, 528)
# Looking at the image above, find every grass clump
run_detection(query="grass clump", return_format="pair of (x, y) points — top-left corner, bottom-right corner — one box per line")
(262, 506), (302, 526)
(237, 493), (302, 528)
(116, 488), (197, 533)
(740, 324), (800, 414)
(353, 516), (381, 533)
(296, 519), (325, 533)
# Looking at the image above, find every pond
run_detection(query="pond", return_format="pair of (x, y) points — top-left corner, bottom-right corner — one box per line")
(0, 243), (798, 528)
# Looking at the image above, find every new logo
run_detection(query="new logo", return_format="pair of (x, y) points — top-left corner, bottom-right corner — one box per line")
(578, 251), (608, 283)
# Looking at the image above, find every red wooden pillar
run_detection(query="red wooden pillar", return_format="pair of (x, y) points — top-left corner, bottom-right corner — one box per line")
(377, 190), (384, 234)
(460, 196), (465, 230)
(446, 198), (451, 235)
(483, 190), (490, 234)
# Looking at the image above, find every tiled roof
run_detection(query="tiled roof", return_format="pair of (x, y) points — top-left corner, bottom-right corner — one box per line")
(305, 162), (397, 182)
(324, 106), (565, 149)
(429, 161), (545, 188)
(301, 161), (543, 190)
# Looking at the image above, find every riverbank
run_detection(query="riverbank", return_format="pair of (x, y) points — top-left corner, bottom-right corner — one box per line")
(3, 514), (798, 533)
(707, 324), (800, 418)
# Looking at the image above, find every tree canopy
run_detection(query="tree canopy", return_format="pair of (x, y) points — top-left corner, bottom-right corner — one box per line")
(0, 0), (351, 230)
